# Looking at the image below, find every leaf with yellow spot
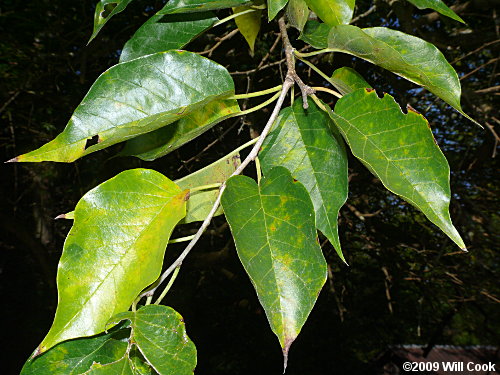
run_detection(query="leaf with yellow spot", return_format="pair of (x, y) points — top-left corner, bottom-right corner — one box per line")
(221, 166), (327, 369)
(233, 5), (262, 53)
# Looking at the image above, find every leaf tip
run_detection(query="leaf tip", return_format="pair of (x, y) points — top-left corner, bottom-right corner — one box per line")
(282, 337), (294, 373)
(54, 213), (66, 220)
(5, 156), (19, 163)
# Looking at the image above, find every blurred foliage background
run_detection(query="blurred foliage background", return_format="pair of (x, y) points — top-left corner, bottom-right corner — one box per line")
(1, 0), (499, 374)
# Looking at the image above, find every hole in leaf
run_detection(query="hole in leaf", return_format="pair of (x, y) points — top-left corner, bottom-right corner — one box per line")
(85, 135), (100, 150)
(100, 3), (117, 19)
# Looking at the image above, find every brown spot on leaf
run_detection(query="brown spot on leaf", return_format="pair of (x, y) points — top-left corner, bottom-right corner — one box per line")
(365, 88), (375, 93)
(4, 156), (19, 163)
(184, 190), (191, 201)
(406, 104), (421, 115)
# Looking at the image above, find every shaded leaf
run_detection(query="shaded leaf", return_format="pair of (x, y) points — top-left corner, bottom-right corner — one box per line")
(176, 152), (241, 223)
(120, 13), (218, 63)
(21, 326), (129, 375)
(108, 305), (197, 375)
(330, 67), (371, 95)
(326, 89), (465, 249)
(90, 0), (134, 42)
(260, 98), (348, 262)
(287, 0), (310, 31)
(120, 99), (240, 161)
(305, 0), (355, 26)
(37, 169), (188, 353)
(300, 22), (476, 123)
(221, 166), (327, 366)
(129, 347), (156, 375)
(233, 6), (262, 53)
(405, 0), (465, 23)
(84, 357), (134, 375)
(15, 51), (234, 162)
(268, 0), (289, 21)
(159, 0), (250, 14)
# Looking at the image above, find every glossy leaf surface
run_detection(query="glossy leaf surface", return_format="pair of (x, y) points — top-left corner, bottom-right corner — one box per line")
(120, 99), (240, 161)
(305, 0), (355, 26)
(327, 89), (465, 249)
(287, 0), (309, 31)
(233, 6), (262, 53)
(176, 152), (241, 223)
(38, 169), (188, 353)
(21, 327), (129, 375)
(268, 0), (289, 21)
(330, 67), (371, 95)
(84, 357), (134, 375)
(16, 51), (234, 162)
(260, 99), (348, 261)
(91, 0), (134, 42)
(120, 13), (218, 63)
(108, 305), (197, 375)
(221, 167), (327, 363)
(159, 0), (250, 14)
(406, 0), (464, 23)
(301, 22), (471, 121)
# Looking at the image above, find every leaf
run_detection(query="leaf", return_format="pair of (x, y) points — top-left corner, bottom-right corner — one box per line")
(21, 326), (129, 375)
(120, 99), (240, 161)
(326, 89), (465, 249)
(260, 99), (348, 262)
(300, 22), (477, 123)
(304, 0), (355, 26)
(268, 0), (289, 21)
(15, 51), (235, 163)
(405, 0), (465, 23)
(37, 169), (188, 354)
(287, 0), (310, 31)
(90, 0), (134, 43)
(330, 67), (372, 95)
(120, 13), (218, 63)
(108, 305), (197, 375)
(233, 6), (262, 53)
(84, 357), (134, 375)
(129, 347), (156, 375)
(221, 166), (327, 367)
(176, 152), (241, 223)
(159, 0), (251, 15)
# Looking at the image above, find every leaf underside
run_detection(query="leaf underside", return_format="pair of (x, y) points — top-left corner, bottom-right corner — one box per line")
(159, 0), (251, 15)
(268, 0), (289, 21)
(304, 0), (355, 26)
(405, 0), (465, 23)
(329, 67), (372, 95)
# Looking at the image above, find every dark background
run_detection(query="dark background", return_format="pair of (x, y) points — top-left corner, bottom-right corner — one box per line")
(1, 0), (499, 374)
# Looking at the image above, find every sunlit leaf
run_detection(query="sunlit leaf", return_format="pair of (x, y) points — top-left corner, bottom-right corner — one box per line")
(176, 152), (241, 223)
(37, 169), (188, 353)
(21, 326), (129, 375)
(84, 357), (134, 375)
(120, 13), (218, 63)
(268, 0), (289, 21)
(330, 67), (371, 95)
(221, 166), (327, 367)
(326, 89), (466, 249)
(301, 22), (477, 123)
(15, 51), (234, 163)
(159, 0), (250, 14)
(287, 0), (309, 31)
(304, 0), (355, 26)
(108, 305), (197, 375)
(90, 0), (134, 42)
(405, 0), (465, 23)
(120, 99), (240, 161)
(260, 99), (348, 262)
(233, 6), (262, 53)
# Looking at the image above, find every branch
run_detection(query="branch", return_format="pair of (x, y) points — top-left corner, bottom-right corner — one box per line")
(141, 16), (314, 300)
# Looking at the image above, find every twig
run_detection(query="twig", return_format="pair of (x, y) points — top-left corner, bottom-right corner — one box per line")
(460, 57), (500, 81)
(199, 29), (239, 57)
(141, 16), (315, 300)
(351, 5), (376, 24)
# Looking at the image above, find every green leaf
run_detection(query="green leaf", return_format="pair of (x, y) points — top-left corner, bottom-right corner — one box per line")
(260, 99), (348, 262)
(108, 305), (197, 375)
(129, 347), (156, 375)
(268, 0), (289, 21)
(85, 357), (134, 375)
(330, 67), (371, 95)
(176, 152), (241, 223)
(21, 326), (129, 375)
(90, 0), (134, 43)
(233, 6), (262, 53)
(304, 0), (355, 26)
(37, 169), (188, 354)
(120, 13), (218, 63)
(159, 0), (251, 14)
(405, 0), (465, 23)
(300, 22), (476, 123)
(120, 99), (240, 161)
(221, 166), (327, 366)
(15, 51), (235, 163)
(287, 0), (310, 31)
(326, 89), (465, 250)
